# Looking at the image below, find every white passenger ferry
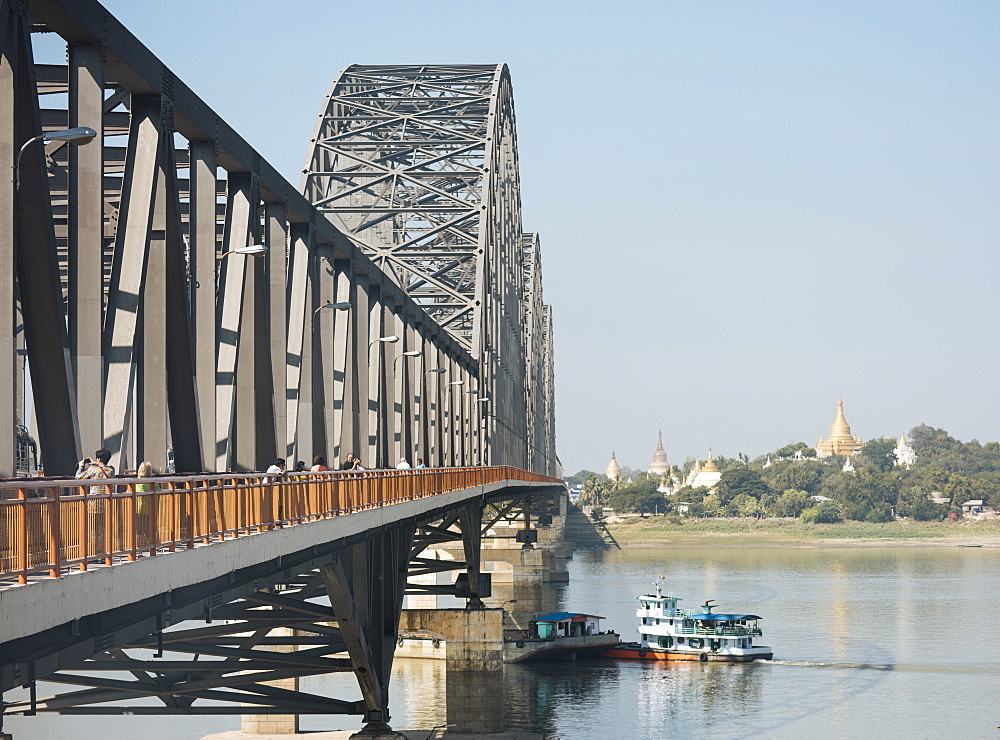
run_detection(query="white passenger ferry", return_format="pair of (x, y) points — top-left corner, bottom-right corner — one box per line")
(603, 578), (773, 662)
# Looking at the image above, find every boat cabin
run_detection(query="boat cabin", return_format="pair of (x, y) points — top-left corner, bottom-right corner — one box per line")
(530, 612), (604, 639)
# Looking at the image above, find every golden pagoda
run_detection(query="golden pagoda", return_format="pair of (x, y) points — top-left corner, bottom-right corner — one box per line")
(684, 450), (722, 489)
(647, 430), (669, 475)
(815, 398), (864, 458)
(605, 451), (621, 481)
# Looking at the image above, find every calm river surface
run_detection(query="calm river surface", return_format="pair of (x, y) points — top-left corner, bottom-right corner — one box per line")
(8, 546), (1000, 739)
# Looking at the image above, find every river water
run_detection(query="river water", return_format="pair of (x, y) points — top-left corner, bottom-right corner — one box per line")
(7, 545), (999, 739)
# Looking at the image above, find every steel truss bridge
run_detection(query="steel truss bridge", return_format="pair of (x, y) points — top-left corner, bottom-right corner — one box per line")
(0, 0), (561, 734)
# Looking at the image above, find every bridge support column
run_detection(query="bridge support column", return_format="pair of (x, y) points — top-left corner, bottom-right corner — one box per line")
(240, 627), (299, 736)
(321, 525), (413, 737)
(399, 608), (504, 734)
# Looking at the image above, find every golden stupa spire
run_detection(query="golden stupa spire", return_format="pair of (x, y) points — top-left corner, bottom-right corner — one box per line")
(605, 450), (621, 480)
(702, 448), (720, 473)
(829, 397), (852, 439)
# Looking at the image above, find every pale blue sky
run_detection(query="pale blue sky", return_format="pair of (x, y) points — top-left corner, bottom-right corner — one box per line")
(94, 0), (999, 474)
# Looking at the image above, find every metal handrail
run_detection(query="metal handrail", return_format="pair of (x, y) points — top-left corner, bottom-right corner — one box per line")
(0, 466), (560, 585)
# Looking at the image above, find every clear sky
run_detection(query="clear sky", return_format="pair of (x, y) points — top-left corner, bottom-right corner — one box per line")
(94, 0), (999, 475)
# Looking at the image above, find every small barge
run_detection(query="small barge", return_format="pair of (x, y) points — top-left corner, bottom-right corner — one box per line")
(505, 612), (620, 663)
(603, 579), (773, 663)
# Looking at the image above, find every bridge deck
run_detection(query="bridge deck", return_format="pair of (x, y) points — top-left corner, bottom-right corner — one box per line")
(0, 467), (559, 644)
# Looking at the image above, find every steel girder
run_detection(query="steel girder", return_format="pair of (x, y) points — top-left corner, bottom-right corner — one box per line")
(302, 65), (533, 469)
(0, 1), (479, 475)
(522, 234), (557, 477)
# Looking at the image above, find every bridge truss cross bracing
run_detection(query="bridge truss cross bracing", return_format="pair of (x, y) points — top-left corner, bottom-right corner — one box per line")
(302, 65), (556, 474)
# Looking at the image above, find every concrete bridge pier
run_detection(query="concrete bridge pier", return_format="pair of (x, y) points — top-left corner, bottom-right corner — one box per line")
(398, 608), (504, 734)
(240, 627), (299, 736)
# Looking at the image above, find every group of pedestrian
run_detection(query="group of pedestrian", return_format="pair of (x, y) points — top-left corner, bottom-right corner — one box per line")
(259, 452), (430, 478)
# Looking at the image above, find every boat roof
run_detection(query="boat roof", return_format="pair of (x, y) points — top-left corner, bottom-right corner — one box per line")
(690, 613), (761, 621)
(638, 594), (681, 600)
(532, 612), (605, 622)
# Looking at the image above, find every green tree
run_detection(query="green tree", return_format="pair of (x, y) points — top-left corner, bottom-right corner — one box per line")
(564, 469), (600, 486)
(671, 485), (710, 504)
(772, 463), (823, 494)
(771, 489), (810, 518)
(860, 438), (896, 472)
(715, 467), (771, 505)
(580, 474), (615, 506)
(801, 501), (841, 523)
(725, 493), (764, 518)
(702, 492), (722, 516)
(909, 496), (943, 521)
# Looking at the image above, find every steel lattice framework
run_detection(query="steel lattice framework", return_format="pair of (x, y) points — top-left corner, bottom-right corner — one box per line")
(302, 65), (543, 470)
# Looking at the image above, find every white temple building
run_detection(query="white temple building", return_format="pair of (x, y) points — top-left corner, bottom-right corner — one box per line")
(684, 451), (722, 490)
(893, 433), (917, 468)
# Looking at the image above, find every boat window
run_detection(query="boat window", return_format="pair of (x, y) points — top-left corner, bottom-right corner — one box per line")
(677, 637), (684, 644)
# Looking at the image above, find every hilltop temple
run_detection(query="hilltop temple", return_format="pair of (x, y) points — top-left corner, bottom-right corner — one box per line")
(815, 398), (864, 458)
(605, 452), (621, 481)
(647, 431), (669, 475)
(894, 432), (916, 468)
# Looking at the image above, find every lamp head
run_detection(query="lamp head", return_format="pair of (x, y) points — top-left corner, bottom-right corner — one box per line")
(427, 368), (447, 374)
(402, 350), (422, 357)
(235, 244), (268, 256)
(449, 379), (465, 386)
(48, 126), (98, 144)
(379, 335), (400, 343)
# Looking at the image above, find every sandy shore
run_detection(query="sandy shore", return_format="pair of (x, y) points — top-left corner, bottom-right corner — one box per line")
(603, 517), (1000, 549)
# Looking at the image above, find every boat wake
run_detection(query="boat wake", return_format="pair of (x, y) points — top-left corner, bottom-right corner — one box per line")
(758, 659), (893, 671)
(759, 659), (1000, 674)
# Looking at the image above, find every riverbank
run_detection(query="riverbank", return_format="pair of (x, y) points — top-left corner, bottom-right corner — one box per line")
(604, 516), (1000, 548)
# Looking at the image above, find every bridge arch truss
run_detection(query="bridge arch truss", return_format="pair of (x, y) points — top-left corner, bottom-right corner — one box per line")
(302, 65), (556, 474)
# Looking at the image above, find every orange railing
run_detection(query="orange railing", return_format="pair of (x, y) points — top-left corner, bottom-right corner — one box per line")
(0, 466), (560, 585)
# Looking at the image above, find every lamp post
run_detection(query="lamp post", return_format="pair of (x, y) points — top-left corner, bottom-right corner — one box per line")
(367, 336), (399, 466)
(15, 127), (97, 191)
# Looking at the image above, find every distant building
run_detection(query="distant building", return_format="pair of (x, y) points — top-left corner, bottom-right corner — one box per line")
(815, 398), (864, 458)
(961, 500), (985, 515)
(684, 450), (722, 490)
(605, 452), (621, 481)
(647, 430), (669, 475)
(894, 433), (916, 468)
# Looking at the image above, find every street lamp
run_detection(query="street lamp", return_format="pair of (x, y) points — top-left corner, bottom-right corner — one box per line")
(368, 335), (399, 352)
(313, 301), (352, 318)
(216, 244), (268, 284)
(15, 127), (97, 191)
(220, 244), (268, 260)
(393, 349), (422, 378)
